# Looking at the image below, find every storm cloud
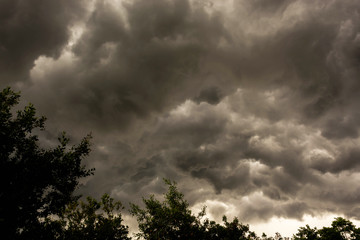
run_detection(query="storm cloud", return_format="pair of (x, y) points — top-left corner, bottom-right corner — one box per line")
(3, 0), (360, 231)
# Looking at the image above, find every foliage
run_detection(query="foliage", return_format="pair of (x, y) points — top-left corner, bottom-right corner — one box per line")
(294, 217), (360, 240)
(46, 194), (130, 240)
(130, 179), (202, 239)
(202, 216), (256, 240)
(130, 178), (256, 240)
(318, 217), (360, 240)
(293, 225), (319, 240)
(0, 87), (94, 239)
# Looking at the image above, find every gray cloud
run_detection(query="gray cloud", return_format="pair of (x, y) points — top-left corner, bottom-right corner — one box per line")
(24, 0), (230, 134)
(0, 0), (86, 84)
(4, 0), (360, 228)
(193, 86), (223, 105)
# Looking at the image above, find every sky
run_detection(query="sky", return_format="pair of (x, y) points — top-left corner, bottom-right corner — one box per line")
(2, 0), (360, 237)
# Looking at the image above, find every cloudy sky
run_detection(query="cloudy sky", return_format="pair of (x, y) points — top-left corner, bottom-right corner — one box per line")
(2, 0), (360, 236)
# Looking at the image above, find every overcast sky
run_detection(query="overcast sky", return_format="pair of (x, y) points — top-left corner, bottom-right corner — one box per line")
(2, 0), (360, 236)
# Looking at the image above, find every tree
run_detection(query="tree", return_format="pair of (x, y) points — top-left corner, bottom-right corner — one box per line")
(260, 233), (274, 240)
(130, 179), (202, 239)
(202, 216), (256, 240)
(318, 217), (359, 240)
(130, 178), (257, 240)
(293, 225), (319, 240)
(0, 87), (94, 239)
(45, 194), (130, 240)
(294, 218), (360, 240)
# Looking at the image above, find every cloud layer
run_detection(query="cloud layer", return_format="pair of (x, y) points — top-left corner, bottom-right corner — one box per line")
(3, 0), (360, 226)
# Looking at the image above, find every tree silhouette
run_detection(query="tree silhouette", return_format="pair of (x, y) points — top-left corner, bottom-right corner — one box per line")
(294, 217), (360, 240)
(45, 194), (130, 240)
(318, 217), (359, 240)
(130, 179), (202, 239)
(0, 87), (94, 239)
(293, 225), (319, 240)
(130, 178), (256, 240)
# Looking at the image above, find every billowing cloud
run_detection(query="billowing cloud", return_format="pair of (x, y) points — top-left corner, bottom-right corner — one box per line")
(0, 0), (86, 83)
(3, 0), (360, 233)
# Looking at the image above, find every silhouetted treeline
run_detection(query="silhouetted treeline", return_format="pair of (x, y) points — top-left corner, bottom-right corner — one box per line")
(2, 87), (360, 240)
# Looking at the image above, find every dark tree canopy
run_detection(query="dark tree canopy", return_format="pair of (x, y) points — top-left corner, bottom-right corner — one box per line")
(293, 217), (360, 240)
(130, 179), (256, 240)
(45, 194), (130, 240)
(293, 225), (319, 240)
(0, 87), (94, 239)
(130, 179), (202, 239)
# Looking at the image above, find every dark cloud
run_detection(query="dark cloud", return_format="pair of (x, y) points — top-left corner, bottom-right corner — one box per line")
(4, 0), (360, 231)
(23, 0), (230, 134)
(0, 0), (85, 84)
(193, 86), (223, 105)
